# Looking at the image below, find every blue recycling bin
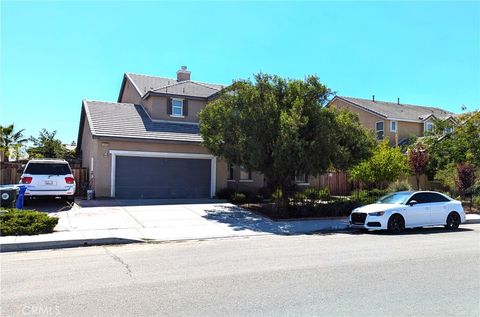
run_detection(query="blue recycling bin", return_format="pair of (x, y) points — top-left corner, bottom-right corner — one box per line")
(15, 185), (27, 209)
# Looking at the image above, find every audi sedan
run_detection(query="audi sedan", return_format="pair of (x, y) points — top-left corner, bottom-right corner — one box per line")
(349, 191), (465, 233)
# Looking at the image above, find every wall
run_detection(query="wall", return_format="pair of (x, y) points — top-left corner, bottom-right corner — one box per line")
(120, 79), (142, 104)
(142, 95), (206, 123)
(80, 119), (97, 189)
(90, 139), (227, 197)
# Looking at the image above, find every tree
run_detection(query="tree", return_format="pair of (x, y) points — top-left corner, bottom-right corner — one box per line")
(350, 141), (409, 188)
(455, 163), (476, 209)
(0, 124), (28, 162)
(27, 129), (71, 159)
(199, 74), (374, 210)
(408, 142), (429, 190)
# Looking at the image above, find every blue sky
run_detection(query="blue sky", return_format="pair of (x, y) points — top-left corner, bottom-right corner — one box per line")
(1, 1), (479, 143)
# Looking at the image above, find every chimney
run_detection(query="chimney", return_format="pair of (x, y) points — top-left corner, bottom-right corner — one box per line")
(176, 66), (191, 82)
(372, 95), (375, 102)
(397, 97), (400, 105)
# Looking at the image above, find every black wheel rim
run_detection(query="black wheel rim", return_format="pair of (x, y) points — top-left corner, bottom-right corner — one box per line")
(448, 214), (459, 229)
(390, 216), (402, 232)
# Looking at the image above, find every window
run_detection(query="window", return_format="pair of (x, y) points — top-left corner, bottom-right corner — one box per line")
(390, 121), (397, 132)
(172, 99), (183, 116)
(444, 127), (453, 134)
(426, 193), (450, 203)
(295, 173), (307, 184)
(407, 193), (430, 204)
(375, 121), (384, 140)
(239, 166), (252, 181)
(25, 163), (71, 175)
(424, 122), (434, 133)
(228, 164), (234, 180)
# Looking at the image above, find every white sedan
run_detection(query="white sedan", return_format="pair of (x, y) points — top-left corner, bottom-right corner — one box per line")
(349, 191), (465, 233)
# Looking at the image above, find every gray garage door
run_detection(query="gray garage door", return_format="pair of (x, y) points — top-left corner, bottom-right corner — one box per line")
(115, 156), (211, 199)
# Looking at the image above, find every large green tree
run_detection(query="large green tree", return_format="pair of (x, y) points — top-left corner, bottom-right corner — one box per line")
(199, 73), (374, 207)
(0, 124), (28, 162)
(27, 129), (73, 159)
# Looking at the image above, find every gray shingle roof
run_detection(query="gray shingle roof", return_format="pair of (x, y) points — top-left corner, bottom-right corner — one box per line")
(84, 100), (201, 143)
(126, 73), (224, 98)
(337, 96), (455, 121)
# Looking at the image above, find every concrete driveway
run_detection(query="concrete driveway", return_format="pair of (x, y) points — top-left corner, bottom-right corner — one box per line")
(52, 200), (348, 242)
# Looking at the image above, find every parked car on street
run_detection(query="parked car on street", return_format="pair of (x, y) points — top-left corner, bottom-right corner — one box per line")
(349, 191), (465, 233)
(19, 159), (76, 202)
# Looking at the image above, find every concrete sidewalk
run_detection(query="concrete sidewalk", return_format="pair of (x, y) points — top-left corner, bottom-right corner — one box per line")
(1, 202), (479, 252)
(0, 202), (349, 252)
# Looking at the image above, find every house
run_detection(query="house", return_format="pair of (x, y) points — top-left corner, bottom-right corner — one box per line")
(77, 66), (266, 198)
(328, 96), (456, 145)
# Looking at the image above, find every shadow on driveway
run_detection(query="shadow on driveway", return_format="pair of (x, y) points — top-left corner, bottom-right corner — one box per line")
(23, 197), (74, 213)
(77, 198), (227, 208)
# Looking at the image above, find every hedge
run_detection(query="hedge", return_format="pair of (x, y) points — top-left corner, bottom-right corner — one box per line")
(0, 209), (58, 236)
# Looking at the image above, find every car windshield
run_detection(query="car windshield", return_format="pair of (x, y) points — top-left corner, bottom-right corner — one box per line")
(24, 163), (71, 175)
(376, 192), (412, 205)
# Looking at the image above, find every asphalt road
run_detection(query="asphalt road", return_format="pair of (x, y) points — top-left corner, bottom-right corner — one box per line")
(1, 225), (479, 317)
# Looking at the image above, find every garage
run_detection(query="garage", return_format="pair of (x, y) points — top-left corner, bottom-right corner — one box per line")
(111, 151), (215, 199)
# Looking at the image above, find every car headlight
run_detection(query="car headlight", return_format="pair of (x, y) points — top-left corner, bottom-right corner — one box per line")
(368, 211), (385, 217)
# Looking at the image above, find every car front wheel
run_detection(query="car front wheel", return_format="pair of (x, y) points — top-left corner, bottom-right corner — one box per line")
(388, 214), (404, 234)
(445, 212), (460, 230)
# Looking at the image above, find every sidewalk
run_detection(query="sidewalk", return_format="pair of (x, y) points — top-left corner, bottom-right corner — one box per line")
(1, 203), (479, 253)
(0, 202), (349, 252)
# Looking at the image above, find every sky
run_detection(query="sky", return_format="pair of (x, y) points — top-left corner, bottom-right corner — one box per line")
(1, 1), (479, 143)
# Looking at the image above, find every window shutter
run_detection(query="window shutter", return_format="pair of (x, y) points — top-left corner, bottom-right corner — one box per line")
(167, 97), (172, 115)
(183, 100), (188, 116)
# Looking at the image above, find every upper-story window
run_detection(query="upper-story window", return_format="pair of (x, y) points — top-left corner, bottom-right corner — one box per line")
(390, 121), (397, 133)
(424, 121), (434, 133)
(172, 99), (184, 116)
(376, 121), (384, 140)
(444, 127), (453, 134)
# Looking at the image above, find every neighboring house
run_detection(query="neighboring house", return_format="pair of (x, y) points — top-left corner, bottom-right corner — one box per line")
(328, 96), (456, 145)
(77, 66), (266, 198)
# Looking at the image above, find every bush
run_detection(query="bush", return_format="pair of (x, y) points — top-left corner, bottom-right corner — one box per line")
(388, 180), (412, 192)
(257, 187), (272, 199)
(473, 196), (480, 208)
(287, 198), (361, 218)
(231, 192), (247, 204)
(318, 187), (331, 201)
(350, 189), (388, 206)
(0, 209), (58, 236)
(216, 188), (236, 200)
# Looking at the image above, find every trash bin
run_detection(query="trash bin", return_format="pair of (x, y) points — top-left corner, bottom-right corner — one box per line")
(0, 185), (19, 208)
(15, 185), (27, 209)
(87, 189), (95, 200)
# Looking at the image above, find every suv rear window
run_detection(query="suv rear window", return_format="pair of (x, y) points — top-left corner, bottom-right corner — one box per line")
(25, 163), (72, 175)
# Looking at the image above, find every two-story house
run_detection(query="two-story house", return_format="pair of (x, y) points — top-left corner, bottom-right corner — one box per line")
(328, 96), (456, 145)
(77, 66), (267, 199)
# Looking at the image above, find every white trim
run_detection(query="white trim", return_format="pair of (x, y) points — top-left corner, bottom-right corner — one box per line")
(388, 117), (423, 123)
(424, 121), (434, 133)
(109, 150), (216, 198)
(239, 179), (254, 183)
(169, 115), (185, 118)
(375, 121), (385, 140)
(390, 120), (397, 132)
(296, 182), (310, 186)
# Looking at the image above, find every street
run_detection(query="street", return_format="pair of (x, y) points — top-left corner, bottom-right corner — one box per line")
(1, 225), (479, 317)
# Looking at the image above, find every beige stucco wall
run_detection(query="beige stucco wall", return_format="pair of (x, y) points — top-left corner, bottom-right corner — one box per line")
(331, 99), (425, 145)
(120, 80), (142, 104)
(89, 139), (227, 197)
(226, 166), (265, 193)
(80, 120), (96, 185)
(141, 95), (206, 123)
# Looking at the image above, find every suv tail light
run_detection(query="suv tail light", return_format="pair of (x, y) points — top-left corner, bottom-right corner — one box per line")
(21, 176), (33, 184)
(65, 177), (75, 184)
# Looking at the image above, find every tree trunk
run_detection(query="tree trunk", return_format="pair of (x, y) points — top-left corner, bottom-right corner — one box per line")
(416, 174), (420, 190)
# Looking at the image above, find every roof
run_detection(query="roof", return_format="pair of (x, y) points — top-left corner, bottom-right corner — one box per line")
(81, 100), (202, 143)
(333, 96), (455, 122)
(125, 73), (225, 99)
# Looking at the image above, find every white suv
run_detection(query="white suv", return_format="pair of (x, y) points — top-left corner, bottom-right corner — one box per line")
(20, 159), (76, 202)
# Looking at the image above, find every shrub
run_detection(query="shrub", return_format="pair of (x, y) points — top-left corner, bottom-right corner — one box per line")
(318, 187), (331, 201)
(388, 180), (412, 192)
(231, 192), (247, 205)
(473, 196), (480, 208)
(350, 189), (388, 206)
(257, 187), (272, 199)
(216, 188), (236, 200)
(0, 209), (58, 236)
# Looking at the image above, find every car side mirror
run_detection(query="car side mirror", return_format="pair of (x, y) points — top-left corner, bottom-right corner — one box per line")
(409, 200), (418, 206)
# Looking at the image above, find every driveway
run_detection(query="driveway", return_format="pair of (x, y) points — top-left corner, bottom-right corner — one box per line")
(51, 200), (349, 242)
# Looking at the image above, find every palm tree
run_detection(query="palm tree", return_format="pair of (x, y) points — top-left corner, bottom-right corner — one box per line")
(0, 124), (28, 162)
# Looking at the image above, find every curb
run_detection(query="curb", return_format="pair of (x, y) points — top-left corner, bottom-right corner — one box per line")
(465, 219), (480, 224)
(0, 237), (143, 253)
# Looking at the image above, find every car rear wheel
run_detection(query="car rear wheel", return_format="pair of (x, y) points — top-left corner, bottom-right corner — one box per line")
(445, 212), (460, 230)
(388, 214), (404, 234)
